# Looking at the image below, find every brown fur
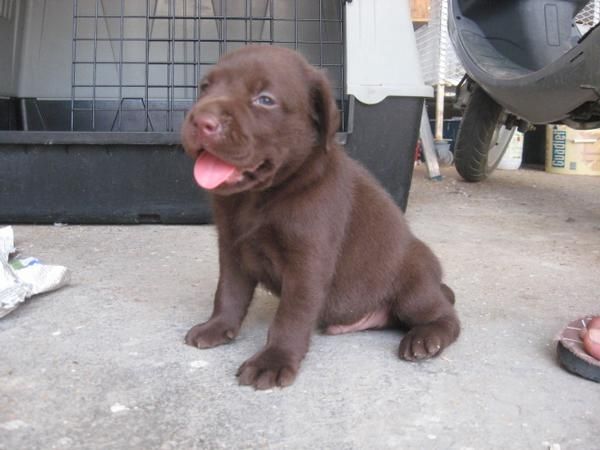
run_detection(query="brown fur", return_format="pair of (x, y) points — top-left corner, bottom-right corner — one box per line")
(181, 45), (460, 390)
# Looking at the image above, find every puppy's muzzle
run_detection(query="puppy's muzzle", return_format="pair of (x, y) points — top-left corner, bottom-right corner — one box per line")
(189, 112), (223, 148)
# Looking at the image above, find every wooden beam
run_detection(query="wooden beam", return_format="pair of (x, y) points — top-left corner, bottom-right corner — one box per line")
(410, 0), (431, 24)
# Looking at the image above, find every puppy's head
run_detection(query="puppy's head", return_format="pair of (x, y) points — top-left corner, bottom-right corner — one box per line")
(181, 45), (339, 195)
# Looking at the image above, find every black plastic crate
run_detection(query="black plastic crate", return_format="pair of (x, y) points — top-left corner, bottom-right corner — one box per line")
(0, 0), (422, 224)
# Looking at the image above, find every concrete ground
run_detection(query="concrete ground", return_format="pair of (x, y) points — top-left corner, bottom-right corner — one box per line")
(1, 165), (599, 449)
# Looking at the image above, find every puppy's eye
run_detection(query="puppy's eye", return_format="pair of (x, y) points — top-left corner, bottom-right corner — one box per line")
(199, 81), (210, 94)
(253, 94), (277, 107)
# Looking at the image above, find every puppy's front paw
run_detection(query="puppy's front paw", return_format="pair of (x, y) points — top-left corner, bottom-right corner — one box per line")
(399, 326), (445, 361)
(236, 347), (298, 390)
(185, 320), (237, 349)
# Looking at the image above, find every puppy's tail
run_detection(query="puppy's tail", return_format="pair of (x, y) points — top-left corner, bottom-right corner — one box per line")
(441, 283), (456, 305)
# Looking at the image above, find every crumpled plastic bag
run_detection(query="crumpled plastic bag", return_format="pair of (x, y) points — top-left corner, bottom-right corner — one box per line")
(0, 226), (71, 318)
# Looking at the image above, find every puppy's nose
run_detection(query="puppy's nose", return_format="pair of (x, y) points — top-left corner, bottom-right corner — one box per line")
(192, 113), (222, 137)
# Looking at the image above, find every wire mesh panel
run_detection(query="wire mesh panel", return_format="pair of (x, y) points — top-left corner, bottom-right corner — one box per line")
(415, 0), (464, 87)
(575, 0), (600, 28)
(71, 0), (345, 132)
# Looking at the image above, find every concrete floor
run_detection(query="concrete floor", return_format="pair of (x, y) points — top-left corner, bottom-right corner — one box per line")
(1, 165), (599, 449)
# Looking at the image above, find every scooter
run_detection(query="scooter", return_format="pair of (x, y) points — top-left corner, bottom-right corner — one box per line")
(448, 0), (600, 181)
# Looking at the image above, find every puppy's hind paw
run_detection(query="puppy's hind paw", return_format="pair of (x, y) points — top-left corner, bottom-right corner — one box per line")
(399, 326), (445, 361)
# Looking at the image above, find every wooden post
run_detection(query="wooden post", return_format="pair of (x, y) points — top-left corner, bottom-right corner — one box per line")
(410, 0), (431, 24)
(435, 84), (445, 141)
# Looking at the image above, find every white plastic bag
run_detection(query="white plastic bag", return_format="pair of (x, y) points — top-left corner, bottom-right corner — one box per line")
(0, 227), (70, 318)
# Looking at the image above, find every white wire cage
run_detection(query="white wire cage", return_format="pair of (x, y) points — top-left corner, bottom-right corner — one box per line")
(70, 0), (346, 132)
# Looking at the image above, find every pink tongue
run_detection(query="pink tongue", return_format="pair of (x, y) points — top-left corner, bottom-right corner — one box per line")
(193, 152), (237, 190)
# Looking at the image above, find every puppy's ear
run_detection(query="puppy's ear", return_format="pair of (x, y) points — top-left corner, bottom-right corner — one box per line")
(309, 68), (340, 152)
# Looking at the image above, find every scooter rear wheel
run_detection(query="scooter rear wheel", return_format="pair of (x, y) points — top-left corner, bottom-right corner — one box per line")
(454, 86), (514, 182)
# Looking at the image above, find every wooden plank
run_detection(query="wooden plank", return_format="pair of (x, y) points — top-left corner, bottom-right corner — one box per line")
(410, 0), (431, 23)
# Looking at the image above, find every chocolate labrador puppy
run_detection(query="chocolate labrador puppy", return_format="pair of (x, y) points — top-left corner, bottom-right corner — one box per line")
(181, 45), (460, 389)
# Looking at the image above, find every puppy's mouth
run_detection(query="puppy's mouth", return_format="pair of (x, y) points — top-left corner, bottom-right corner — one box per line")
(193, 149), (272, 191)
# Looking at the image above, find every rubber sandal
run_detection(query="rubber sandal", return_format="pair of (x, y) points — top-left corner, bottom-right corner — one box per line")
(556, 316), (600, 383)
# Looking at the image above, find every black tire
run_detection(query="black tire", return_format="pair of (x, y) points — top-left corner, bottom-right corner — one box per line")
(454, 86), (505, 182)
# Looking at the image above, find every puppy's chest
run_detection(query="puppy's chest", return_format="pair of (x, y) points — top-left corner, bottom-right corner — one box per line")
(233, 221), (283, 292)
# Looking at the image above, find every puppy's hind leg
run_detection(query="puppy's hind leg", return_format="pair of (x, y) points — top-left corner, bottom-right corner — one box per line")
(394, 280), (460, 361)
